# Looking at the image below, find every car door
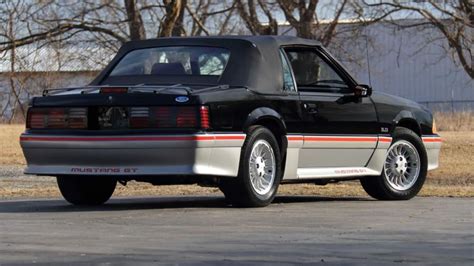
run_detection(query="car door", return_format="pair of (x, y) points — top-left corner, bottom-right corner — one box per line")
(284, 47), (379, 176)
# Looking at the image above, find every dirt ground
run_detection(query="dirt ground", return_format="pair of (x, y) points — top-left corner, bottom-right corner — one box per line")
(1, 124), (472, 198)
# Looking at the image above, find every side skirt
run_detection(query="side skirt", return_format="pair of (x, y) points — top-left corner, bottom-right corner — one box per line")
(297, 167), (380, 179)
(283, 134), (392, 181)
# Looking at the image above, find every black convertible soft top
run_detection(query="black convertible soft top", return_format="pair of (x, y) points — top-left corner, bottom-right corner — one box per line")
(90, 36), (322, 95)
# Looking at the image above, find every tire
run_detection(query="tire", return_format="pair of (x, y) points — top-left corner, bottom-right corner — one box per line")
(57, 176), (117, 205)
(360, 127), (428, 200)
(219, 126), (282, 207)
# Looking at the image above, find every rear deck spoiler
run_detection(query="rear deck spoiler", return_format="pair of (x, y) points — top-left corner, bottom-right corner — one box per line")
(42, 84), (230, 97)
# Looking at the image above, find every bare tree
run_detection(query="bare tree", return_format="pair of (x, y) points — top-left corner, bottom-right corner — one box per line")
(277, 0), (318, 39)
(159, 0), (184, 37)
(186, 1), (237, 36)
(276, 0), (351, 46)
(0, 1), (29, 121)
(362, 0), (473, 79)
(124, 0), (146, 40)
(0, 0), (213, 53)
(172, 0), (187, 36)
(235, 0), (278, 35)
(0, 0), (244, 122)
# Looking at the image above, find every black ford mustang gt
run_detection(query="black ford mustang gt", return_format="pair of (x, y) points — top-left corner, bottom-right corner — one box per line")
(20, 36), (441, 207)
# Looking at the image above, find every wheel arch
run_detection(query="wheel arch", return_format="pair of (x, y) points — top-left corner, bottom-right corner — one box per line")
(243, 107), (288, 171)
(243, 107), (287, 135)
(393, 111), (422, 136)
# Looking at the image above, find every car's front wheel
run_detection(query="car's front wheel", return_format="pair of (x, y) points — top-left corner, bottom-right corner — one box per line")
(360, 127), (427, 200)
(57, 176), (117, 205)
(219, 126), (282, 207)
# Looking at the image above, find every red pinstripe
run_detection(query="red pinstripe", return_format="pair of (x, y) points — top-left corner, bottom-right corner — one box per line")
(286, 135), (393, 143)
(20, 135), (245, 142)
(304, 136), (378, 142)
(378, 137), (393, 143)
(286, 136), (304, 141)
(422, 137), (442, 143)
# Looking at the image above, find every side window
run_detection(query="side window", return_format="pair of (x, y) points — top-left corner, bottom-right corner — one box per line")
(285, 48), (349, 93)
(279, 50), (296, 92)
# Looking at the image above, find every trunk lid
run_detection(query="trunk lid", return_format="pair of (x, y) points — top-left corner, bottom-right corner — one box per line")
(28, 85), (215, 131)
(34, 85), (199, 107)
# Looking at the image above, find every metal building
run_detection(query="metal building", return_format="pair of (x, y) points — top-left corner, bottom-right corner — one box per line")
(281, 20), (473, 111)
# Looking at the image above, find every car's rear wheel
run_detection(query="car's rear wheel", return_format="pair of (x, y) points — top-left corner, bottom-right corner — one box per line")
(57, 176), (117, 205)
(360, 127), (427, 200)
(219, 126), (282, 207)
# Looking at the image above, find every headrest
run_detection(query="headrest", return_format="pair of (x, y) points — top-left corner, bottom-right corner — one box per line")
(151, 62), (186, 75)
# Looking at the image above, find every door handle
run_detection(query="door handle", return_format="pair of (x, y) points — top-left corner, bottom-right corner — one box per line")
(304, 103), (318, 114)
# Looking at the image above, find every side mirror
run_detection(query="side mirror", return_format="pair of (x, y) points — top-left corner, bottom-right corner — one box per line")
(354, 84), (372, 97)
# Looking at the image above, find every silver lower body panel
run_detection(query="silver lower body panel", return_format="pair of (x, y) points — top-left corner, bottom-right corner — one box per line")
(283, 135), (392, 180)
(282, 134), (441, 180)
(20, 132), (441, 181)
(20, 133), (246, 177)
(422, 135), (442, 170)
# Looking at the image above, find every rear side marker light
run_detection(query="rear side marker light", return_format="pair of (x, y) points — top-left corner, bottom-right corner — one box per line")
(200, 106), (210, 129)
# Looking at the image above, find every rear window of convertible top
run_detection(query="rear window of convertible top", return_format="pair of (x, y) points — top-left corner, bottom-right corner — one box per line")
(109, 46), (230, 77)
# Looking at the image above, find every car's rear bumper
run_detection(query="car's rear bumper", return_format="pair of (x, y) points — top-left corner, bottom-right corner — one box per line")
(20, 133), (246, 177)
(422, 135), (442, 171)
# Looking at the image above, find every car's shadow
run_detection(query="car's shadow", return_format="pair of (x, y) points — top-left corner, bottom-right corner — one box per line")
(0, 195), (372, 213)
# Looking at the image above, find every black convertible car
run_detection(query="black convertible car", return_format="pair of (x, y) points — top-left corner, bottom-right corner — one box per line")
(20, 36), (441, 207)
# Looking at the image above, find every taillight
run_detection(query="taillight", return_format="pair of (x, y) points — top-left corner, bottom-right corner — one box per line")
(26, 108), (88, 129)
(129, 106), (209, 129)
(155, 107), (173, 127)
(129, 107), (150, 128)
(68, 108), (88, 128)
(176, 107), (198, 128)
(47, 109), (67, 128)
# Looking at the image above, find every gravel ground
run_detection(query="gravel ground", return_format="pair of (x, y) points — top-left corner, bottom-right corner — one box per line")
(1, 165), (473, 200)
(0, 196), (473, 265)
(0, 165), (55, 186)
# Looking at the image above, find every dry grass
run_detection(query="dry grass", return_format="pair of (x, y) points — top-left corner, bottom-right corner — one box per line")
(434, 111), (474, 131)
(1, 123), (473, 198)
(427, 131), (474, 186)
(0, 179), (472, 200)
(0, 124), (25, 165)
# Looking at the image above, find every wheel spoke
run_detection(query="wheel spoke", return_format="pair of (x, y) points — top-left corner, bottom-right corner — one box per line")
(383, 140), (421, 191)
(249, 139), (276, 195)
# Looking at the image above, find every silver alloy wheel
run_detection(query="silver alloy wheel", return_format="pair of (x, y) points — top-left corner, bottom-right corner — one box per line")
(249, 139), (276, 195)
(384, 140), (421, 191)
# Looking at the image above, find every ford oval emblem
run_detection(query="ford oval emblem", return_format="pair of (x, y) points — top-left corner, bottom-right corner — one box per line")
(175, 96), (189, 103)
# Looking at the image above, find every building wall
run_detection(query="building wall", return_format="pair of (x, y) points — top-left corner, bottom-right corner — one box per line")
(0, 71), (98, 121)
(281, 22), (473, 111)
